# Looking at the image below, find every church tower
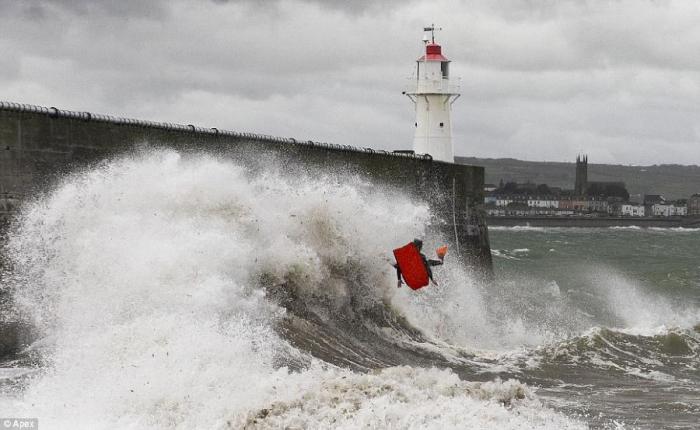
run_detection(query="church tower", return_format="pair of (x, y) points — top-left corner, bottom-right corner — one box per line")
(575, 154), (588, 196)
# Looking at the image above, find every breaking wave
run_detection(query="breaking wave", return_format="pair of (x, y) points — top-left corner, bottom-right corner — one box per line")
(0, 149), (697, 428)
(0, 150), (589, 429)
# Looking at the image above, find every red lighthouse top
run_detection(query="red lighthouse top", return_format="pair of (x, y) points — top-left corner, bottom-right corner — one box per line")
(418, 43), (448, 62)
(418, 25), (449, 62)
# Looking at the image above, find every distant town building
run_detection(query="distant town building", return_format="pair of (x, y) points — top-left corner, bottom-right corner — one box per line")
(495, 197), (513, 207)
(527, 197), (559, 208)
(652, 204), (687, 217)
(482, 155), (690, 219)
(688, 194), (700, 216)
(588, 199), (609, 214)
(559, 198), (589, 212)
(609, 201), (623, 216)
(621, 204), (645, 217)
(575, 155), (588, 196)
(504, 202), (530, 217)
(644, 195), (666, 205)
(586, 182), (628, 199)
(485, 208), (501, 217)
(644, 194), (665, 217)
(574, 154), (629, 200)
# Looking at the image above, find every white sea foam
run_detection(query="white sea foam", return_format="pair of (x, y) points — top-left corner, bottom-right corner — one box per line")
(490, 249), (521, 260)
(238, 367), (586, 430)
(647, 227), (700, 233)
(609, 226), (700, 233)
(1, 150), (582, 429)
(625, 367), (676, 382)
(489, 225), (551, 232)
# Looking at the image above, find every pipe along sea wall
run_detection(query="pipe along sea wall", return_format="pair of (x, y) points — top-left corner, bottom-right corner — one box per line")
(0, 101), (491, 358)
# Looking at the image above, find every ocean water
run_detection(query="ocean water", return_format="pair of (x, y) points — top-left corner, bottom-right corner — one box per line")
(0, 150), (697, 429)
(489, 225), (700, 429)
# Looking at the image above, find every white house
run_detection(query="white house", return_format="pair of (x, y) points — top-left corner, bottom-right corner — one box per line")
(486, 207), (505, 217)
(496, 198), (513, 207)
(652, 204), (671, 217)
(652, 204), (687, 217)
(527, 198), (559, 209)
(621, 204), (645, 217)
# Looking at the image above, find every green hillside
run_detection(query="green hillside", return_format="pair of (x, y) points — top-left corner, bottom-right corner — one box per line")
(456, 157), (700, 201)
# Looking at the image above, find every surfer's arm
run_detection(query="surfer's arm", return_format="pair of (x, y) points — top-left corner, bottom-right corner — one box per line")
(427, 259), (443, 266)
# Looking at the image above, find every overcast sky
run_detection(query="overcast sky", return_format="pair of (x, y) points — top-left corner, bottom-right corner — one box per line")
(2, 0), (699, 165)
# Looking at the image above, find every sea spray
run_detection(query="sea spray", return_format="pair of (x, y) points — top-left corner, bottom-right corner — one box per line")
(0, 149), (590, 428)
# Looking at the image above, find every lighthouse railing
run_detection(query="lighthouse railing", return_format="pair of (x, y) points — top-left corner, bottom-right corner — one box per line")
(405, 77), (460, 94)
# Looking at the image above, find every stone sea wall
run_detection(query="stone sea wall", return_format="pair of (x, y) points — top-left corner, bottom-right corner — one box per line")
(0, 102), (491, 356)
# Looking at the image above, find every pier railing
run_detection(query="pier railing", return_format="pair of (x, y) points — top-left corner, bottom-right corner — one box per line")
(0, 101), (433, 161)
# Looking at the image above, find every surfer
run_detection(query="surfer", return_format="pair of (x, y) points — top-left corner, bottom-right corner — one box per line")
(394, 238), (446, 288)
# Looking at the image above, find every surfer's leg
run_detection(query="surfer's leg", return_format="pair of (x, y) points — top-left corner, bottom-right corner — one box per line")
(394, 264), (403, 288)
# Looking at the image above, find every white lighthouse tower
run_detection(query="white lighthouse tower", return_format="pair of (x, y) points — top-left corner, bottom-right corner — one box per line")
(405, 25), (460, 163)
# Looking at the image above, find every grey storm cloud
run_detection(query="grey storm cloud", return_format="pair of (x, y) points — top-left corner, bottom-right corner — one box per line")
(213, 0), (417, 14)
(1, 0), (698, 165)
(1, 0), (169, 19)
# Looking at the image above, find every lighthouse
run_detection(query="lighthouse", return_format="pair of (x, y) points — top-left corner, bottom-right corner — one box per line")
(404, 25), (460, 163)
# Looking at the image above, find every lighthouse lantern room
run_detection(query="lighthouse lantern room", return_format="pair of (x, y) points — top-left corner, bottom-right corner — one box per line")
(404, 25), (460, 163)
